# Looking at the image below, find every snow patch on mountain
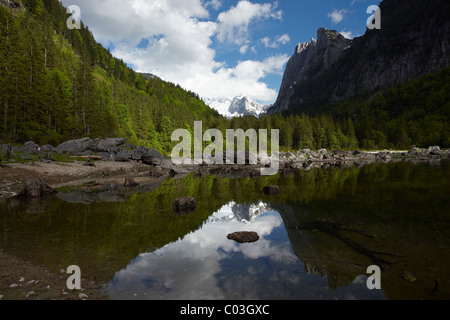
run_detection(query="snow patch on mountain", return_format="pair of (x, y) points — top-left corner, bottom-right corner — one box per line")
(204, 95), (270, 118)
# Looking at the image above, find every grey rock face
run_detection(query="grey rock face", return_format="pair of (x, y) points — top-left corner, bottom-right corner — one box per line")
(91, 138), (126, 153)
(55, 138), (93, 154)
(53, 138), (165, 163)
(141, 149), (165, 165)
(269, 0), (450, 114)
(270, 28), (351, 114)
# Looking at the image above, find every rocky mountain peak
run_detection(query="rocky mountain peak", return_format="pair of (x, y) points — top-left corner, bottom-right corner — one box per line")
(205, 95), (269, 118)
(268, 0), (450, 116)
(269, 28), (351, 114)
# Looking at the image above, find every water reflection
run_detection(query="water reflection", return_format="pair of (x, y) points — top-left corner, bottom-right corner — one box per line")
(1, 161), (449, 299)
(105, 202), (386, 300)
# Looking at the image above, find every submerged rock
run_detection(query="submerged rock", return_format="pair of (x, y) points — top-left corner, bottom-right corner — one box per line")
(401, 271), (417, 282)
(15, 179), (58, 199)
(263, 185), (280, 196)
(227, 231), (260, 243)
(172, 197), (197, 214)
(169, 168), (190, 177)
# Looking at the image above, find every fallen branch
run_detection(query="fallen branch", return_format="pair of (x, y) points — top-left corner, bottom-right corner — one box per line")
(70, 156), (103, 160)
(291, 218), (391, 270)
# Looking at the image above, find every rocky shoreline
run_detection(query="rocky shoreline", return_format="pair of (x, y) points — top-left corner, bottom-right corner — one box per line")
(2, 138), (449, 165)
(0, 139), (449, 300)
(1, 138), (449, 199)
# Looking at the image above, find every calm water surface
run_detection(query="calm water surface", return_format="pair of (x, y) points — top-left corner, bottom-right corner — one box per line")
(1, 160), (449, 300)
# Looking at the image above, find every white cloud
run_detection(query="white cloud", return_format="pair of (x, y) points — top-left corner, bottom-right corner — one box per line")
(105, 203), (296, 299)
(261, 34), (290, 48)
(216, 0), (283, 46)
(61, 0), (286, 105)
(328, 9), (348, 24)
(207, 0), (223, 10)
(350, 0), (367, 5)
(182, 54), (289, 103)
(340, 30), (353, 39)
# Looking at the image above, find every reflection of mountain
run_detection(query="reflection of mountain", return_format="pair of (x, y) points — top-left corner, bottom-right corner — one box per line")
(207, 201), (269, 224)
(273, 170), (450, 301)
(1, 162), (449, 299)
(274, 204), (367, 289)
(231, 202), (268, 222)
(106, 202), (291, 299)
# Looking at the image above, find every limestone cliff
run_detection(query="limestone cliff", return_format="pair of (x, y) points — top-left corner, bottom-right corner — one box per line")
(269, 0), (450, 115)
(271, 28), (351, 114)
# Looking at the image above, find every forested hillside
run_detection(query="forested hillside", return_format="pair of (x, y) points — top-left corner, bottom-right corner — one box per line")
(269, 0), (449, 149)
(1, 0), (447, 154)
(0, 0), (221, 153)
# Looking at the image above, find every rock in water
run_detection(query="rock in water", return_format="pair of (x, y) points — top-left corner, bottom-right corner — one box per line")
(169, 168), (190, 177)
(227, 231), (260, 243)
(172, 197), (197, 214)
(124, 178), (139, 187)
(16, 179), (58, 199)
(263, 185), (280, 196)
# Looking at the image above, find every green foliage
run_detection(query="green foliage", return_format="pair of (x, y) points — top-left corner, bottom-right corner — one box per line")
(1, 0), (447, 153)
(0, 1), (222, 153)
(333, 67), (450, 149)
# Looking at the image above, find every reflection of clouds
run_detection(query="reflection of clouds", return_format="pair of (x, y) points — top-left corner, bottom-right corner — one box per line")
(106, 201), (298, 299)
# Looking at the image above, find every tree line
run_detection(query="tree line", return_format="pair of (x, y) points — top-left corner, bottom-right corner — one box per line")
(1, 0), (447, 156)
(0, 0), (220, 154)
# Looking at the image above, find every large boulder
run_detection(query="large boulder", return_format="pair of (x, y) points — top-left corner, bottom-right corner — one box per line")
(141, 149), (165, 166)
(55, 138), (93, 154)
(91, 138), (126, 153)
(19, 141), (41, 153)
(427, 146), (442, 155)
(114, 148), (133, 162)
(130, 146), (149, 161)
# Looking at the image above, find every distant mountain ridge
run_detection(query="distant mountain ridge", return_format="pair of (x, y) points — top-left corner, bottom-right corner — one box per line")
(268, 0), (450, 115)
(205, 95), (270, 118)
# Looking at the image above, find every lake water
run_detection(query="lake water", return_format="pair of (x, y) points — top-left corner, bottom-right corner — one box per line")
(1, 160), (449, 300)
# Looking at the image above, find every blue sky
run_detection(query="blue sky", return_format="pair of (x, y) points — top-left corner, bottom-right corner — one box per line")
(62, 0), (377, 105)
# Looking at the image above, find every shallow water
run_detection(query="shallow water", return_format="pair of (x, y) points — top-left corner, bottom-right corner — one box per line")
(1, 160), (449, 300)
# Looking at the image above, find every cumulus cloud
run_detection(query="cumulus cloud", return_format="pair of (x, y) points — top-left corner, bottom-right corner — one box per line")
(182, 54), (289, 103)
(61, 0), (287, 105)
(328, 9), (348, 24)
(261, 34), (290, 48)
(207, 0), (223, 10)
(350, 0), (367, 5)
(216, 0), (283, 46)
(340, 30), (353, 39)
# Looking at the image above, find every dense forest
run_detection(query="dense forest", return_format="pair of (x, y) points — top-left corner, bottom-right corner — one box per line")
(0, 0), (221, 153)
(291, 67), (450, 150)
(0, 0), (448, 155)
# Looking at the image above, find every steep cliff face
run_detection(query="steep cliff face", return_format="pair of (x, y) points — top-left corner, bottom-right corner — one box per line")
(271, 28), (351, 114)
(269, 0), (450, 115)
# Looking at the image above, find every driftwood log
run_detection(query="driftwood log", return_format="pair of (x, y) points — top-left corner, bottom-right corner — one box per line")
(292, 218), (392, 270)
(71, 156), (103, 160)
